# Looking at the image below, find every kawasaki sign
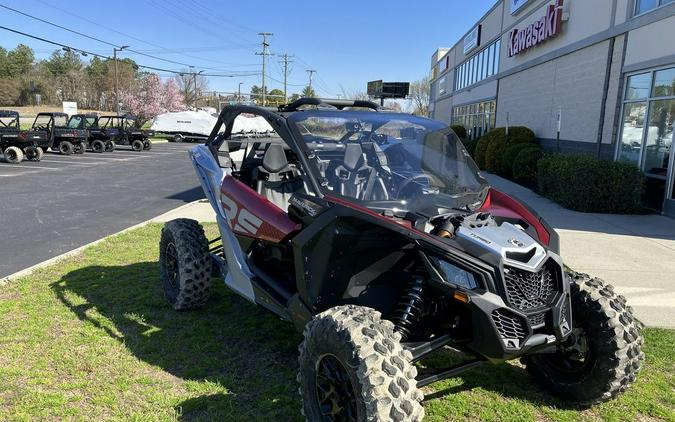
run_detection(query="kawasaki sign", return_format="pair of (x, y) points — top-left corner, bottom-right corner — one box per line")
(507, 0), (565, 57)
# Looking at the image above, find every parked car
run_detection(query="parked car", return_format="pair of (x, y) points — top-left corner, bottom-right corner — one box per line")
(98, 115), (153, 151)
(0, 110), (48, 164)
(67, 114), (117, 153)
(31, 112), (87, 155)
(158, 98), (643, 420)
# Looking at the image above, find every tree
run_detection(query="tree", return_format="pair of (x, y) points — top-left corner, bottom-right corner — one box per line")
(302, 85), (316, 98)
(268, 88), (285, 105)
(175, 71), (209, 107)
(2, 44), (34, 78)
(121, 73), (186, 126)
(409, 76), (431, 116)
(288, 93), (301, 102)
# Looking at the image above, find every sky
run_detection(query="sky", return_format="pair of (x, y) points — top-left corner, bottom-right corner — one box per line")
(0, 0), (495, 97)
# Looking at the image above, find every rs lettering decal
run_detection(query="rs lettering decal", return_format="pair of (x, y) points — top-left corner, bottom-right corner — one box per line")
(220, 193), (263, 235)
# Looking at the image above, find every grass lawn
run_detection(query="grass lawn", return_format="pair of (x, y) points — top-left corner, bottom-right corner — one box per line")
(0, 224), (673, 421)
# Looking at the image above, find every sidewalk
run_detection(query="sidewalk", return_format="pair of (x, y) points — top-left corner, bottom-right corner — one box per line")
(485, 173), (675, 328)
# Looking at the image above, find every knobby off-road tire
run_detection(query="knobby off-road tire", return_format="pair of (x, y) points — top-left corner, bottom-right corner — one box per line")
(4, 146), (24, 164)
(34, 146), (44, 161)
(92, 139), (105, 153)
(105, 141), (115, 152)
(132, 139), (144, 151)
(143, 140), (152, 150)
(298, 305), (424, 422)
(24, 146), (41, 161)
(159, 218), (212, 310)
(76, 142), (86, 154)
(59, 141), (74, 155)
(524, 271), (644, 406)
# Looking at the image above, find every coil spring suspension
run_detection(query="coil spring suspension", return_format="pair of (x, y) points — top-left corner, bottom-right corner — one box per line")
(392, 278), (424, 341)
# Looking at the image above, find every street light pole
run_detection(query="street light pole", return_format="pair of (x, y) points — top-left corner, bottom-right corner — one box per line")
(238, 82), (243, 102)
(113, 45), (129, 114)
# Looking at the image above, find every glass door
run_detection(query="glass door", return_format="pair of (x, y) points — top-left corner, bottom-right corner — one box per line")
(664, 128), (675, 217)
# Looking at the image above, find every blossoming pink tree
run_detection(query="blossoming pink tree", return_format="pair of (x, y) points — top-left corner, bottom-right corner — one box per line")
(120, 73), (186, 126)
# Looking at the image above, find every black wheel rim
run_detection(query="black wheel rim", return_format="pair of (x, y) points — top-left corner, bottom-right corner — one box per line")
(7, 150), (17, 161)
(545, 327), (592, 374)
(165, 242), (179, 289)
(315, 354), (358, 422)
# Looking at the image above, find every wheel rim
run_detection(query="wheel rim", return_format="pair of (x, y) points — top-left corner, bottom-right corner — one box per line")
(545, 327), (592, 373)
(315, 354), (358, 421)
(6, 149), (17, 161)
(165, 242), (179, 289)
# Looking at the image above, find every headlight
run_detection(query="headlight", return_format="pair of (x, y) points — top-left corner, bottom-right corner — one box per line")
(430, 257), (479, 290)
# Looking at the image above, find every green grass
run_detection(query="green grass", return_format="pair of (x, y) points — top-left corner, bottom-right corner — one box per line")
(0, 224), (673, 421)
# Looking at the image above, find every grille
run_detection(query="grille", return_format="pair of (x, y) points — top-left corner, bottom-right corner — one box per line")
(503, 264), (556, 311)
(527, 312), (546, 328)
(492, 309), (527, 340)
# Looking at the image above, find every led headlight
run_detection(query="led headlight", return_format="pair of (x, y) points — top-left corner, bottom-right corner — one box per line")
(430, 257), (479, 290)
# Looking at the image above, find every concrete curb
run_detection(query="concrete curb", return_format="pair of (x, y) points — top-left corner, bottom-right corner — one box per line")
(0, 200), (201, 286)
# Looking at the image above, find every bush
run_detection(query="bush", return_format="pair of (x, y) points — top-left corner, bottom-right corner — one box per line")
(537, 154), (644, 213)
(502, 143), (533, 179)
(464, 138), (479, 158)
(481, 127), (536, 174)
(512, 147), (543, 186)
(450, 125), (467, 140)
(0, 78), (21, 105)
(474, 136), (491, 169)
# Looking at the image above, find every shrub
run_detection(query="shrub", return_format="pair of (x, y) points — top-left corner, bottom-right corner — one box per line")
(474, 136), (491, 169)
(537, 154), (644, 214)
(464, 138), (479, 158)
(482, 127), (536, 174)
(450, 125), (467, 140)
(0, 78), (21, 105)
(502, 143), (533, 178)
(512, 147), (543, 186)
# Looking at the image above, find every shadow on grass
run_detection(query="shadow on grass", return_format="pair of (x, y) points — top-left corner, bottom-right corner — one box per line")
(52, 261), (577, 420)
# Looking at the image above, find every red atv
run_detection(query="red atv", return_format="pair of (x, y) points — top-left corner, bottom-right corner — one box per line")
(159, 98), (643, 421)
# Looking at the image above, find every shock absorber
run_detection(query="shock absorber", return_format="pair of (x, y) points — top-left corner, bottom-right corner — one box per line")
(392, 278), (424, 341)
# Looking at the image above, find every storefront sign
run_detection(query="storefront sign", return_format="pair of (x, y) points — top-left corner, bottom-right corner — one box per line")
(511, 0), (533, 15)
(507, 0), (564, 57)
(463, 25), (481, 55)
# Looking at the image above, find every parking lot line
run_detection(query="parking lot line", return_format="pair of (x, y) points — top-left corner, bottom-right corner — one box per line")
(0, 164), (60, 170)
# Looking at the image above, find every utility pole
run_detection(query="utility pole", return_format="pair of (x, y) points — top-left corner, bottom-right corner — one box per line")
(238, 82), (243, 103)
(113, 45), (129, 114)
(255, 32), (273, 106)
(279, 53), (294, 103)
(306, 69), (316, 97)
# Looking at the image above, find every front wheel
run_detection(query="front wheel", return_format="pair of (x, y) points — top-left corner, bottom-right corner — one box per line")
(159, 218), (212, 310)
(143, 140), (152, 150)
(131, 139), (144, 151)
(4, 146), (24, 164)
(298, 305), (424, 422)
(58, 141), (74, 155)
(105, 141), (115, 152)
(524, 272), (644, 406)
(92, 140), (105, 153)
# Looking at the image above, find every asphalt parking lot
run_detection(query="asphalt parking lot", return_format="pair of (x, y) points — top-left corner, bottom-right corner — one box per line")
(0, 141), (204, 278)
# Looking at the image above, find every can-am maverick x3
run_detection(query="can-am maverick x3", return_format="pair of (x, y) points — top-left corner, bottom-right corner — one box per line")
(159, 98), (643, 421)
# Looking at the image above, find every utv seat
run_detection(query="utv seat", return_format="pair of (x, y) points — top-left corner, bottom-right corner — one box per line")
(334, 143), (389, 200)
(253, 144), (305, 211)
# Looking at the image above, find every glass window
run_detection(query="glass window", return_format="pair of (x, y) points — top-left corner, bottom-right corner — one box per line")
(652, 67), (675, 98)
(643, 99), (674, 176)
(626, 73), (652, 100)
(619, 102), (647, 165)
(636, 0), (658, 14)
(486, 44), (493, 77)
(68, 116), (82, 129)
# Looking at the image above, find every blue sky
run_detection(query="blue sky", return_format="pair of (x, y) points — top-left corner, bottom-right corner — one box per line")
(0, 0), (495, 96)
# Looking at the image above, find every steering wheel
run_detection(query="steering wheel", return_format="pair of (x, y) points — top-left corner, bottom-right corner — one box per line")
(396, 174), (436, 199)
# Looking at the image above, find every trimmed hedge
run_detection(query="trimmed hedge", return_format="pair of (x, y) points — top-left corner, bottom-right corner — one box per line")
(502, 143), (534, 179)
(474, 136), (491, 169)
(512, 147), (543, 187)
(450, 125), (467, 140)
(537, 154), (644, 214)
(477, 127), (536, 172)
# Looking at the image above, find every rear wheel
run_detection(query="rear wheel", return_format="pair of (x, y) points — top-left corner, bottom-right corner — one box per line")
(59, 141), (74, 155)
(4, 146), (24, 164)
(159, 218), (212, 310)
(172, 134), (183, 143)
(143, 140), (152, 150)
(524, 272), (644, 406)
(92, 139), (105, 153)
(105, 141), (115, 152)
(131, 139), (144, 151)
(24, 146), (42, 161)
(298, 305), (424, 422)
(76, 142), (86, 154)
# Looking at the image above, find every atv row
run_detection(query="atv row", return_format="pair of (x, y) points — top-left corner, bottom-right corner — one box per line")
(0, 110), (48, 164)
(159, 98), (644, 421)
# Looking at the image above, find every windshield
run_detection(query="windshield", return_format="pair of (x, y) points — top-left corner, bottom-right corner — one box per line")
(0, 115), (19, 129)
(288, 111), (488, 213)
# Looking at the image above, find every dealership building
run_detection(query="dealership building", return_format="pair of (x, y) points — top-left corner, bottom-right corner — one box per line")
(429, 0), (675, 216)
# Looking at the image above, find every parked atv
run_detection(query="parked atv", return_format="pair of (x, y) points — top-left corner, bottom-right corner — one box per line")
(158, 98), (643, 421)
(0, 110), (48, 163)
(98, 115), (154, 151)
(31, 112), (87, 155)
(67, 114), (117, 153)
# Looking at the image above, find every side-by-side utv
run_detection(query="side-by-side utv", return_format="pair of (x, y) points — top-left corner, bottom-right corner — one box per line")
(158, 98), (643, 421)
(98, 115), (154, 151)
(32, 112), (87, 155)
(67, 114), (117, 153)
(0, 110), (48, 163)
